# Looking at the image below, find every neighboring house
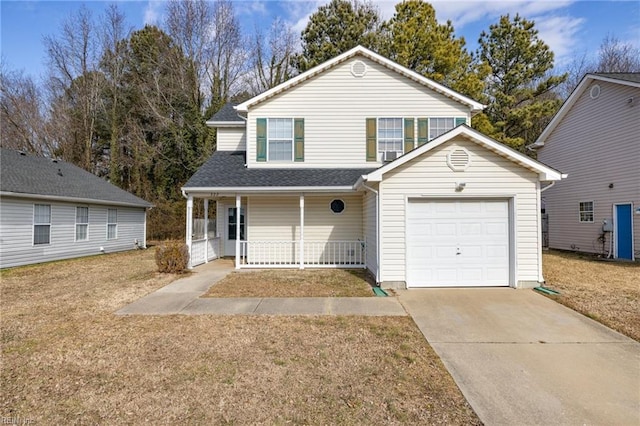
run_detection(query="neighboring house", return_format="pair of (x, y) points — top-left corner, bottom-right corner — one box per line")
(0, 148), (152, 268)
(532, 73), (640, 261)
(183, 46), (563, 288)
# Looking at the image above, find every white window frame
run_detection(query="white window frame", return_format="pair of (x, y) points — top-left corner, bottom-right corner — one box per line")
(377, 117), (404, 158)
(33, 204), (51, 245)
(428, 117), (456, 141)
(266, 118), (294, 162)
(579, 201), (594, 223)
(107, 208), (118, 240)
(75, 206), (89, 241)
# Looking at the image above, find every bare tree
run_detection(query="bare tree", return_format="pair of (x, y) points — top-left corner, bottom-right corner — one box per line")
(0, 66), (52, 155)
(248, 18), (297, 94)
(44, 5), (103, 171)
(596, 34), (640, 73)
(205, 0), (247, 114)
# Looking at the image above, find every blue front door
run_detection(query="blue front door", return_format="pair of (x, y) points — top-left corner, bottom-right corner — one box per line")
(615, 204), (633, 260)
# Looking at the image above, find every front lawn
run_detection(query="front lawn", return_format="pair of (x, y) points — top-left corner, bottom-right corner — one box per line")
(542, 250), (640, 341)
(1, 250), (479, 424)
(203, 268), (375, 297)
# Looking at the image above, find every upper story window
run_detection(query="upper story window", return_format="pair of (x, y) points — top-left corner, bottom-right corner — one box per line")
(257, 118), (304, 162)
(378, 118), (403, 159)
(579, 201), (594, 222)
(75, 206), (89, 241)
(33, 204), (51, 245)
(268, 118), (293, 161)
(429, 118), (455, 140)
(107, 208), (118, 239)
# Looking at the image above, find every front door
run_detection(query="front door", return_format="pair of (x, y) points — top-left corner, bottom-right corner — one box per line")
(224, 206), (245, 256)
(615, 204), (633, 260)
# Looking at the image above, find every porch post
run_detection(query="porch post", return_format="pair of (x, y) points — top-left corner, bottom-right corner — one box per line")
(204, 199), (209, 263)
(186, 195), (193, 269)
(235, 194), (241, 270)
(300, 194), (305, 269)
(216, 200), (221, 256)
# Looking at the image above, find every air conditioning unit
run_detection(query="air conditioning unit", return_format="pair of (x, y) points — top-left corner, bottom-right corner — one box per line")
(382, 151), (399, 162)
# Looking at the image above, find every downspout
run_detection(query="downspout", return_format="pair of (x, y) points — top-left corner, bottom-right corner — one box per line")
(362, 182), (381, 285)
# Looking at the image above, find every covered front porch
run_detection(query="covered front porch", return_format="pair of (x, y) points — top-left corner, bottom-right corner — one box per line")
(184, 192), (368, 270)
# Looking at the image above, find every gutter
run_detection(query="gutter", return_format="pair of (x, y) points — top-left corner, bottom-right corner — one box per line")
(0, 191), (152, 209)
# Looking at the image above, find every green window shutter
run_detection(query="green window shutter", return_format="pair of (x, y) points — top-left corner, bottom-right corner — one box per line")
(366, 118), (377, 162)
(404, 118), (415, 153)
(417, 118), (428, 146)
(294, 118), (304, 162)
(256, 118), (267, 162)
(455, 117), (467, 127)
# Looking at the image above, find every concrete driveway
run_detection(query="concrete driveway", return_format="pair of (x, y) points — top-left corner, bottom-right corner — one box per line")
(398, 288), (640, 425)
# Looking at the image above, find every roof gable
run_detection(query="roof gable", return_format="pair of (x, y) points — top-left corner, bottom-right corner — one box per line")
(532, 73), (640, 148)
(0, 149), (152, 207)
(363, 125), (564, 183)
(235, 46), (484, 114)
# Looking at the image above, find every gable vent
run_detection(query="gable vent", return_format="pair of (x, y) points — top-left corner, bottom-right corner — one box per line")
(447, 148), (471, 171)
(350, 60), (367, 77)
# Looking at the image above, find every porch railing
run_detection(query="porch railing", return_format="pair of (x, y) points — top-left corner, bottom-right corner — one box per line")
(239, 240), (365, 268)
(191, 237), (221, 267)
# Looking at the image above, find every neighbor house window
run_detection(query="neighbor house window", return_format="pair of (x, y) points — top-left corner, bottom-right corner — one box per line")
(429, 117), (456, 140)
(378, 118), (403, 157)
(33, 204), (51, 245)
(107, 208), (117, 239)
(579, 201), (594, 222)
(75, 206), (89, 241)
(268, 118), (293, 161)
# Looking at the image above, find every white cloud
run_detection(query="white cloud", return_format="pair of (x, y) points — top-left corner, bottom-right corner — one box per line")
(144, 0), (163, 26)
(236, 1), (269, 17)
(534, 15), (585, 65)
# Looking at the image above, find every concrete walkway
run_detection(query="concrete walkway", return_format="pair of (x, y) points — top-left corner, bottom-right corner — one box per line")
(116, 260), (406, 316)
(398, 288), (640, 426)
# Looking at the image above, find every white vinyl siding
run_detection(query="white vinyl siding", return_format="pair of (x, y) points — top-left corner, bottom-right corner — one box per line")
(75, 206), (89, 241)
(246, 56), (469, 168)
(1, 198), (146, 269)
(216, 127), (246, 151)
(538, 80), (640, 255)
(379, 137), (540, 287)
(107, 209), (117, 239)
(33, 204), (51, 245)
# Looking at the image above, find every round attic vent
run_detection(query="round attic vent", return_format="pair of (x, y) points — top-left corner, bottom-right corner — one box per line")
(590, 84), (600, 99)
(447, 148), (471, 171)
(350, 60), (367, 77)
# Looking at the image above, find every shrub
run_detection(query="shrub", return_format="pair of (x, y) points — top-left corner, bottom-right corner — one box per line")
(155, 242), (189, 273)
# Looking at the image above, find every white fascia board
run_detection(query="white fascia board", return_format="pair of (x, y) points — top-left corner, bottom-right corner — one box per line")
(533, 73), (640, 148)
(182, 186), (357, 196)
(0, 191), (152, 208)
(236, 45), (485, 113)
(365, 125), (564, 183)
(205, 121), (245, 128)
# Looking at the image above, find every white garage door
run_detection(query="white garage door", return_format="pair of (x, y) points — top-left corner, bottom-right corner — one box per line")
(406, 199), (510, 287)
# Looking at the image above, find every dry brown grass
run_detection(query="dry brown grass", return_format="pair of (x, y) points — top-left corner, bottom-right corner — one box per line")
(542, 250), (640, 341)
(204, 268), (375, 298)
(1, 250), (479, 424)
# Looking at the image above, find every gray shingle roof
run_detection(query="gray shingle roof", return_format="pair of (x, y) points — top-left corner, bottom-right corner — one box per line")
(0, 148), (152, 207)
(593, 73), (640, 83)
(183, 151), (375, 189)
(208, 103), (243, 123)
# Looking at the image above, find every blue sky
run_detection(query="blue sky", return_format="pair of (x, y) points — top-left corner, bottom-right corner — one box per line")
(2, 0), (639, 82)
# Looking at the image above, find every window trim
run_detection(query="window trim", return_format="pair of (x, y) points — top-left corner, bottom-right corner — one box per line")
(266, 118), (294, 162)
(377, 117), (404, 159)
(107, 208), (118, 240)
(330, 199), (346, 214)
(75, 206), (89, 242)
(33, 204), (51, 246)
(579, 201), (594, 223)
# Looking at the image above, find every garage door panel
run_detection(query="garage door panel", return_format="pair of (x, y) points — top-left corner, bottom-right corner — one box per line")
(407, 199), (510, 288)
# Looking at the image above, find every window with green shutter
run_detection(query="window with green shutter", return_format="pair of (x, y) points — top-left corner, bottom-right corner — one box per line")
(418, 118), (428, 146)
(294, 118), (304, 161)
(256, 118), (267, 161)
(366, 118), (377, 161)
(404, 118), (415, 153)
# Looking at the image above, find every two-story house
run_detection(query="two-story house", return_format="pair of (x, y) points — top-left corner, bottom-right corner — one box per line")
(533, 73), (639, 261)
(182, 46), (563, 288)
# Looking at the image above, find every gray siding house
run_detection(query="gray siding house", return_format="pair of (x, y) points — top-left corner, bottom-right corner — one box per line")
(533, 73), (640, 260)
(0, 148), (152, 268)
